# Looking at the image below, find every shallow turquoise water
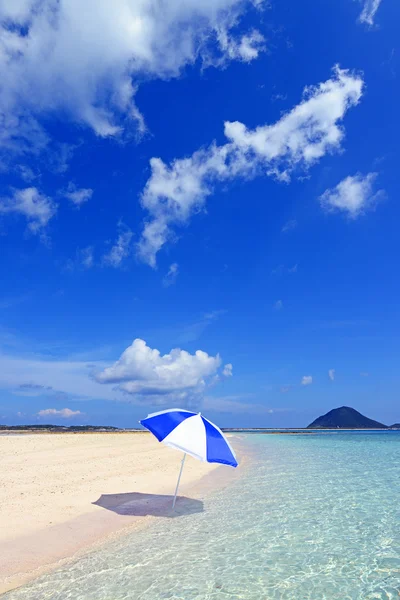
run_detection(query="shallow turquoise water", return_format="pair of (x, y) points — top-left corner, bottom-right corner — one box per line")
(4, 432), (400, 599)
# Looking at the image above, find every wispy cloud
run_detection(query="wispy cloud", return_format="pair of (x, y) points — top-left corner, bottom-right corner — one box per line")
(37, 408), (83, 419)
(103, 227), (133, 268)
(0, 187), (56, 234)
(359, 0), (383, 25)
(163, 263), (179, 287)
(203, 395), (287, 414)
(280, 385), (292, 393)
(274, 300), (283, 311)
(272, 264), (298, 275)
(66, 246), (95, 271)
(79, 246), (94, 269)
(177, 310), (226, 344)
(301, 375), (313, 386)
(281, 219), (297, 233)
(63, 183), (93, 207)
(320, 172), (384, 218)
(222, 363), (233, 377)
(0, 352), (121, 402)
(328, 369), (335, 381)
(137, 66), (364, 265)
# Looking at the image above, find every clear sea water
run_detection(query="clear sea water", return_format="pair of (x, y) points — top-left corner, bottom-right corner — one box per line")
(3, 432), (400, 600)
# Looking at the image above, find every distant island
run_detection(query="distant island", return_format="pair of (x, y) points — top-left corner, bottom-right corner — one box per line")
(307, 406), (388, 429)
(0, 424), (121, 432)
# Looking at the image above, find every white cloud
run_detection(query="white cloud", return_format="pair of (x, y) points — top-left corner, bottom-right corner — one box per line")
(0, 337), (229, 408)
(274, 300), (283, 310)
(328, 369), (335, 381)
(138, 66), (364, 265)
(0, 187), (56, 233)
(212, 28), (265, 66)
(0, 0), (265, 162)
(103, 227), (133, 267)
(63, 183), (93, 207)
(95, 338), (225, 405)
(359, 0), (383, 25)
(281, 219), (297, 233)
(223, 363), (233, 377)
(319, 172), (384, 218)
(37, 408), (82, 418)
(301, 375), (313, 386)
(163, 263), (179, 287)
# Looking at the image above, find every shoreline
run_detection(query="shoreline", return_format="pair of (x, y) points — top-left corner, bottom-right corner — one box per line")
(0, 433), (247, 595)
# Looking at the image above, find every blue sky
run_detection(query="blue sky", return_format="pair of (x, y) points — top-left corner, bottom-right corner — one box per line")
(0, 0), (399, 428)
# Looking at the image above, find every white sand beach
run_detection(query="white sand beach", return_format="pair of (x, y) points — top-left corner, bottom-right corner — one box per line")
(0, 432), (238, 594)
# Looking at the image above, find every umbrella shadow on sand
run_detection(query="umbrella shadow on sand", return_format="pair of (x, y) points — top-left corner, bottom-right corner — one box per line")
(93, 492), (204, 518)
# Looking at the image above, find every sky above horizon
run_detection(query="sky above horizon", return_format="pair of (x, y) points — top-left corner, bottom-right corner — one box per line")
(0, 0), (399, 428)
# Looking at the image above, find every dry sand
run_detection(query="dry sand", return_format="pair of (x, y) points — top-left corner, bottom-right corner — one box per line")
(0, 432), (239, 594)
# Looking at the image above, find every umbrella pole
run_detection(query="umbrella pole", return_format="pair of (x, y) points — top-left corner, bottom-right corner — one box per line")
(172, 453), (186, 509)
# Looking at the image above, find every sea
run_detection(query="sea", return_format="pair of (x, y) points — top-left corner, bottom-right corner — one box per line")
(3, 431), (400, 600)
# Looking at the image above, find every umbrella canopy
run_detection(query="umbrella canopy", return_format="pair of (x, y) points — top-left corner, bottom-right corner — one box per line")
(140, 408), (238, 508)
(140, 408), (238, 467)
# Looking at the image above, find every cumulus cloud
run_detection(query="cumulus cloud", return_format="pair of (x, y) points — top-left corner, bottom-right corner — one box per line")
(95, 338), (225, 406)
(359, 0), (383, 25)
(320, 172), (384, 218)
(103, 227), (133, 268)
(163, 263), (179, 287)
(0, 187), (56, 233)
(301, 375), (313, 386)
(137, 66), (364, 265)
(37, 408), (82, 418)
(0, 0), (265, 164)
(328, 369), (335, 381)
(63, 183), (93, 207)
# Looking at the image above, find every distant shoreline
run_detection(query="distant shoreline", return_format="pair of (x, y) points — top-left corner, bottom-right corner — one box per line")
(1, 427), (399, 435)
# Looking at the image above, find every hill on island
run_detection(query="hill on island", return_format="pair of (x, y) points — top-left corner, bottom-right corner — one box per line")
(307, 406), (387, 429)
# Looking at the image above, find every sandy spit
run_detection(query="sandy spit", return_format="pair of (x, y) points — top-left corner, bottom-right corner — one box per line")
(0, 432), (242, 594)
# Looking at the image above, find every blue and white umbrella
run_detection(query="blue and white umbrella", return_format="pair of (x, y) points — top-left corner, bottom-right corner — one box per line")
(140, 408), (238, 508)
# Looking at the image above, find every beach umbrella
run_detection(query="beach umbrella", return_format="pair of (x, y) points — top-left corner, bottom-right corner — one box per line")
(140, 408), (238, 508)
